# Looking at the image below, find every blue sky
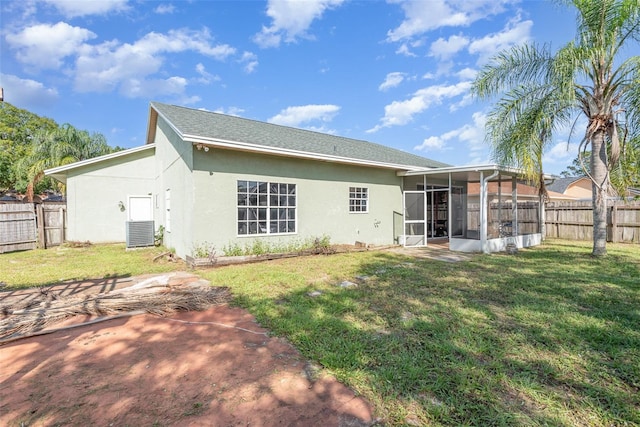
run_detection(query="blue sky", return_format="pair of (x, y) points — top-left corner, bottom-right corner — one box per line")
(0, 0), (598, 175)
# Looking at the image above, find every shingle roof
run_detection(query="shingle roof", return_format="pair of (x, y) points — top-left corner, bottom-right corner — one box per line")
(547, 176), (586, 194)
(150, 102), (450, 170)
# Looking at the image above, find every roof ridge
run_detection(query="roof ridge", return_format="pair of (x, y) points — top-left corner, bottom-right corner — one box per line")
(150, 101), (450, 169)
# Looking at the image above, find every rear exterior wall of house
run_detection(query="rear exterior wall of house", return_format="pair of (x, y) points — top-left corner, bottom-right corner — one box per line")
(184, 147), (404, 258)
(122, 116), (409, 260)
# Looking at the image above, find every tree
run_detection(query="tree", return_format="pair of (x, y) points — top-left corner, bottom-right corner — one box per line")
(0, 102), (57, 191)
(473, 0), (640, 256)
(560, 151), (591, 177)
(16, 123), (115, 201)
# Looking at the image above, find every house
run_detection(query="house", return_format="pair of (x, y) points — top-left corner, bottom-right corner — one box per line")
(546, 176), (592, 200)
(546, 175), (640, 201)
(46, 102), (544, 257)
(467, 180), (569, 202)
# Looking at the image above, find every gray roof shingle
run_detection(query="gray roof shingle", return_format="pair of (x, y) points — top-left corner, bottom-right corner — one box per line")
(151, 102), (449, 170)
(547, 176), (585, 194)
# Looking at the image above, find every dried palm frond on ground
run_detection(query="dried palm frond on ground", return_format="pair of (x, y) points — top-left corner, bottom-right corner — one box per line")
(1, 274), (230, 343)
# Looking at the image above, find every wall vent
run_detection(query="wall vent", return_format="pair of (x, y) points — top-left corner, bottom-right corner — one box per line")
(126, 220), (155, 248)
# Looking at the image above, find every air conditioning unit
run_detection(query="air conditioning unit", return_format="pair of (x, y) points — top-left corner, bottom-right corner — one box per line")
(126, 220), (155, 248)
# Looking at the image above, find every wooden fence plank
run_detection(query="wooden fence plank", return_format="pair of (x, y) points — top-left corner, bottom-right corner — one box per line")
(0, 202), (66, 253)
(0, 204), (37, 253)
(545, 200), (640, 243)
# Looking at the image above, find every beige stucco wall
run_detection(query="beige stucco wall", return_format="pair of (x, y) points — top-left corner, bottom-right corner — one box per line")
(565, 178), (592, 199)
(65, 149), (156, 242)
(185, 148), (404, 258)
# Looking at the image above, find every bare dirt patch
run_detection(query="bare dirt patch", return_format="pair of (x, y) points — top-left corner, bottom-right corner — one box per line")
(0, 274), (374, 426)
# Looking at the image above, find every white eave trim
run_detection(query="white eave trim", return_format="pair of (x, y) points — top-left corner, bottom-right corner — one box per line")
(399, 164), (517, 176)
(397, 164), (554, 180)
(187, 135), (437, 172)
(44, 144), (156, 176)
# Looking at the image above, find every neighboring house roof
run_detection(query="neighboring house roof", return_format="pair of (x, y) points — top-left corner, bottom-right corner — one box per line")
(547, 176), (586, 194)
(45, 144), (156, 183)
(467, 181), (539, 197)
(148, 102), (450, 171)
(546, 176), (594, 201)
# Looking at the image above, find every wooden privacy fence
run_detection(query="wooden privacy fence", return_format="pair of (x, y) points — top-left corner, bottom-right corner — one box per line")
(488, 201), (540, 237)
(467, 201), (541, 238)
(545, 200), (640, 243)
(0, 202), (66, 253)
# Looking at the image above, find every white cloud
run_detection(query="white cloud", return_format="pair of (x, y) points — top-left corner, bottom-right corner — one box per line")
(395, 43), (417, 57)
(253, 0), (345, 48)
(155, 4), (175, 14)
(458, 111), (486, 148)
(428, 34), (469, 60)
(414, 136), (445, 151)
(0, 73), (58, 108)
(131, 29), (235, 59)
(456, 67), (477, 80)
(379, 72), (406, 91)
(5, 22), (96, 69)
(387, 0), (511, 42)
(543, 141), (579, 172)
(240, 51), (259, 74)
(73, 28), (235, 95)
(368, 81), (472, 132)
(415, 111), (486, 154)
(268, 104), (340, 127)
(120, 76), (188, 99)
(42, 0), (129, 18)
(469, 17), (533, 64)
(194, 63), (220, 84)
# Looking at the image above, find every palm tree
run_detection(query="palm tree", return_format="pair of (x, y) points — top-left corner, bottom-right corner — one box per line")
(18, 124), (114, 201)
(473, 0), (640, 256)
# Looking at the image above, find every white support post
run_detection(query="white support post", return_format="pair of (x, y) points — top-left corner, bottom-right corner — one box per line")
(480, 171), (486, 252)
(512, 177), (518, 237)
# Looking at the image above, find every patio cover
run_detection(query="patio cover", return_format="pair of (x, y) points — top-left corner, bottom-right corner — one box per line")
(398, 164), (553, 253)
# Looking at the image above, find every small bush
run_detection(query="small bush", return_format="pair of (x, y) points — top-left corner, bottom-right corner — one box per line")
(154, 225), (165, 246)
(191, 241), (215, 258)
(221, 242), (243, 257)
(220, 235), (332, 257)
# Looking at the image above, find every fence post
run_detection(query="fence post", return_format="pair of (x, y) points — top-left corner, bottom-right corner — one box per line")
(36, 203), (45, 249)
(59, 206), (65, 244)
(611, 204), (618, 243)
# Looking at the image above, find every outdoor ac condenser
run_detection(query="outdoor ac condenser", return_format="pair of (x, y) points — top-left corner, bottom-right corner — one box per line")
(126, 220), (155, 248)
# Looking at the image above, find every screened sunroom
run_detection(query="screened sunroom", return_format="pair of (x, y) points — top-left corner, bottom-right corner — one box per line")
(399, 165), (546, 253)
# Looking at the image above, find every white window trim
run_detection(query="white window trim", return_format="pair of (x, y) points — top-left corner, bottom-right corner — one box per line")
(236, 180), (298, 237)
(349, 186), (369, 214)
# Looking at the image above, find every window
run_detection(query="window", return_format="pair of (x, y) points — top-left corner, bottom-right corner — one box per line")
(349, 187), (368, 212)
(237, 180), (296, 235)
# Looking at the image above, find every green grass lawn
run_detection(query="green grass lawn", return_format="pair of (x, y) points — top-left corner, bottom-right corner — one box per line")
(0, 243), (184, 288)
(2, 239), (639, 426)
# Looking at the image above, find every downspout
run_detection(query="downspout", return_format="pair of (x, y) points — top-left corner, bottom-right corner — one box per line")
(481, 170), (500, 253)
(448, 173), (452, 239)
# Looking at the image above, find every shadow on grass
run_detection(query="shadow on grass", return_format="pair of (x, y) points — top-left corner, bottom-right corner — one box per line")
(0, 275), (134, 298)
(229, 245), (640, 426)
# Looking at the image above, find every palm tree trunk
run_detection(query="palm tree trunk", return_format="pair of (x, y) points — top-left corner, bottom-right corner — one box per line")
(591, 129), (608, 256)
